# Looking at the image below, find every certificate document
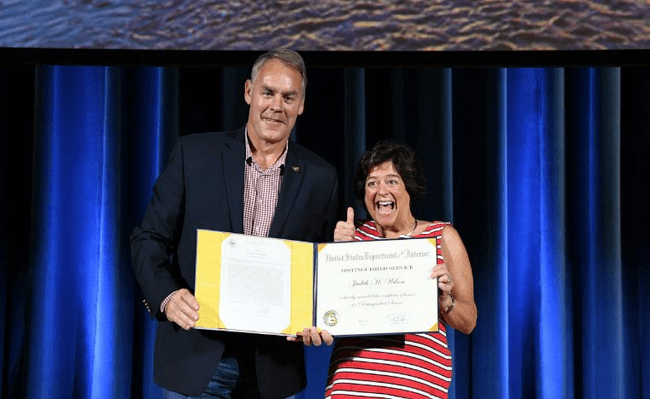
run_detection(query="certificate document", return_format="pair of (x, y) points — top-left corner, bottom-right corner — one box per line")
(194, 229), (438, 336)
(315, 238), (438, 336)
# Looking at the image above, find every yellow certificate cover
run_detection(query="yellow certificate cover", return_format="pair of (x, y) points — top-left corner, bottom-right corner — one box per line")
(194, 229), (314, 335)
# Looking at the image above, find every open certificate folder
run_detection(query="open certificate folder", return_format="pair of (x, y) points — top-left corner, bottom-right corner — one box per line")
(194, 229), (439, 336)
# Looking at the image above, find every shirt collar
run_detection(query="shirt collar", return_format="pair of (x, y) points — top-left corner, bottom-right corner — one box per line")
(245, 127), (289, 168)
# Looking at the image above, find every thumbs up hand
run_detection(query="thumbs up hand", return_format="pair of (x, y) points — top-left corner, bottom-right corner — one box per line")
(334, 207), (356, 242)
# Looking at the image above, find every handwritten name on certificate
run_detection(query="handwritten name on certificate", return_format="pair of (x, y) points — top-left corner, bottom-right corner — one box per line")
(315, 238), (439, 336)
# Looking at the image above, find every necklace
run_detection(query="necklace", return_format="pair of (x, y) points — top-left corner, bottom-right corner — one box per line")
(404, 219), (418, 237)
(379, 218), (418, 238)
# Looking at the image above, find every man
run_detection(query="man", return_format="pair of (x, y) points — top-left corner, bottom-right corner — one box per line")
(131, 48), (338, 398)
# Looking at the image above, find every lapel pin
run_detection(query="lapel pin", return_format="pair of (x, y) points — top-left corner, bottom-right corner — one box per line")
(291, 165), (301, 173)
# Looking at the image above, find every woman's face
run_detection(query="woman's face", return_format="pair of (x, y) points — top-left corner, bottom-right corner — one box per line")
(364, 161), (412, 232)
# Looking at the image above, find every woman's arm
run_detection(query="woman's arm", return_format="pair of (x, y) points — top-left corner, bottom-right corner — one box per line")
(435, 225), (477, 334)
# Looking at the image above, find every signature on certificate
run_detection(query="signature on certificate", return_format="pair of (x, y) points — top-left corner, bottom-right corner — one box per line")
(387, 313), (409, 325)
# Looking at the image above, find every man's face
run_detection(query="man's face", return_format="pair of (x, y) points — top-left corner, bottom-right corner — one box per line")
(245, 58), (305, 147)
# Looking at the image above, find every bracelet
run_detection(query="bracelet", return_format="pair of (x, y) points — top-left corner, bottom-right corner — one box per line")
(440, 292), (455, 316)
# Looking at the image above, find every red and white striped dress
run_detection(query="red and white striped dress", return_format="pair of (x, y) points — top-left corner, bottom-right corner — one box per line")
(325, 220), (452, 399)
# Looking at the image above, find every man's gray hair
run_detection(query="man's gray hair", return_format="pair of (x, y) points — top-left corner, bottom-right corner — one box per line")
(250, 48), (307, 97)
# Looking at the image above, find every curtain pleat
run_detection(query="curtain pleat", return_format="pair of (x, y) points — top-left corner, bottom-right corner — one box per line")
(0, 63), (647, 399)
(452, 68), (509, 399)
(537, 69), (572, 399)
(567, 68), (625, 399)
(122, 67), (178, 399)
(28, 65), (121, 399)
(505, 68), (572, 398)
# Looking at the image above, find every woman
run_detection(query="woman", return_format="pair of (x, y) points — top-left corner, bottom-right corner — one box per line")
(324, 141), (477, 399)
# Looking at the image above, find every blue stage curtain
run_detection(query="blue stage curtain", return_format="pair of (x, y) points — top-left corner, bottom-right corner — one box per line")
(21, 65), (176, 399)
(0, 64), (648, 399)
(504, 68), (570, 398)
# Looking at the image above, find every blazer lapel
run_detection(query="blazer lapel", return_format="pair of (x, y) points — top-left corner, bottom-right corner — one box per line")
(222, 129), (246, 233)
(269, 145), (305, 238)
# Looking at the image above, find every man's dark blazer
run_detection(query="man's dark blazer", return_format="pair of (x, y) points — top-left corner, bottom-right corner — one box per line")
(131, 127), (339, 398)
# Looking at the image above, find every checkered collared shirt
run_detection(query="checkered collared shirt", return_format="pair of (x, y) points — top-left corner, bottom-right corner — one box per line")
(243, 133), (287, 237)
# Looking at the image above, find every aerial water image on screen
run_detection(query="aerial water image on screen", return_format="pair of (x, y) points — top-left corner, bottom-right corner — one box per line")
(1, 0), (650, 51)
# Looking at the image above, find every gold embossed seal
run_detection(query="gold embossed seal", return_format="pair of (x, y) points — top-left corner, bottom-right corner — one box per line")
(323, 310), (339, 327)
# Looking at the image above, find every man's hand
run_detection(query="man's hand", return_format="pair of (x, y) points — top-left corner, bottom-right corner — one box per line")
(287, 327), (334, 346)
(334, 207), (356, 242)
(164, 288), (200, 330)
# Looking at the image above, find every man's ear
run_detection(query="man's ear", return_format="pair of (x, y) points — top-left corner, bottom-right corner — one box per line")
(244, 79), (252, 105)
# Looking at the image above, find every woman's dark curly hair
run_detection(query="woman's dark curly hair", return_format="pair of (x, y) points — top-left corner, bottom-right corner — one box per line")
(354, 141), (427, 206)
